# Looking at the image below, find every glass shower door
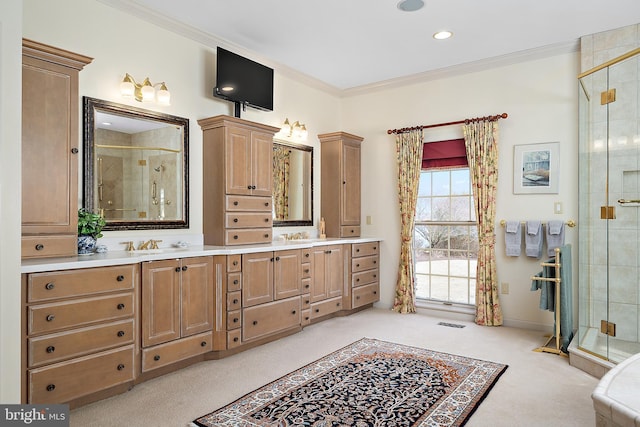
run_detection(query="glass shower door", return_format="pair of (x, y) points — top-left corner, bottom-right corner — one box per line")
(578, 48), (640, 364)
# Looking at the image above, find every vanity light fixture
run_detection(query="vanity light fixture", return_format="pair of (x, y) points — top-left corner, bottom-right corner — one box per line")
(282, 118), (308, 141)
(120, 73), (171, 106)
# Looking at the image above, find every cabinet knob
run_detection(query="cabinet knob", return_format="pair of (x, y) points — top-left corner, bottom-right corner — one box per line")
(35, 244), (44, 251)
(264, 234), (269, 238)
(343, 181), (346, 184)
(275, 256), (280, 261)
(233, 201), (239, 206)
(356, 264), (360, 267)
(305, 253), (309, 258)
(233, 337), (239, 342)
(305, 316), (309, 321)
(315, 308), (320, 313)
(46, 384), (56, 392)
(373, 260), (377, 264)
(201, 341), (207, 347)
(117, 364), (125, 371)
(373, 274), (377, 278)
(305, 300), (309, 304)
(252, 320), (258, 325)
(356, 296), (360, 300)
(304, 284), (309, 289)
(71, 147), (79, 154)
(264, 202), (269, 207)
(270, 257), (274, 262)
(233, 299), (238, 304)
(356, 249), (360, 252)
(264, 218), (269, 222)
(233, 235), (239, 240)
(117, 330), (125, 337)
(304, 269), (309, 273)
(292, 310), (296, 315)
(350, 229), (354, 233)
(46, 346), (55, 353)
(247, 185), (252, 190)
(251, 185), (256, 190)
(45, 282), (55, 290)
(154, 355), (160, 361)
(325, 250), (331, 254)
(337, 302), (341, 307)
(175, 267), (181, 272)
(373, 291), (378, 295)
(117, 303), (125, 310)
(233, 260), (238, 266)
(116, 275), (125, 282)
(374, 246), (377, 250)
(233, 218), (238, 223)
(46, 314), (55, 322)
(233, 279), (239, 285)
(356, 278), (360, 282)
(181, 266), (188, 271)
(233, 317), (238, 323)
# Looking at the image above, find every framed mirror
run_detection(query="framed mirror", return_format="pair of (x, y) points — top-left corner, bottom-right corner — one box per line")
(83, 97), (189, 230)
(272, 140), (313, 227)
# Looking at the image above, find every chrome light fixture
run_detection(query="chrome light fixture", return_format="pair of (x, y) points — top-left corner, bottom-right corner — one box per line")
(282, 118), (308, 141)
(120, 73), (171, 105)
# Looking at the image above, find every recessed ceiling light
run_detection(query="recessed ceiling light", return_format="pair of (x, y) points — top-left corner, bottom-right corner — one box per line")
(397, 0), (424, 12)
(433, 31), (453, 40)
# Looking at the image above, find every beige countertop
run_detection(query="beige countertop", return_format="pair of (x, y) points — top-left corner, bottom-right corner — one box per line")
(21, 237), (382, 273)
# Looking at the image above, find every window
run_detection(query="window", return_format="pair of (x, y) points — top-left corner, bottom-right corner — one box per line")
(414, 168), (478, 305)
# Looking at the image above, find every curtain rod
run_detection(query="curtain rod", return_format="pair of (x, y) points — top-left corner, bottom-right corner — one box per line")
(386, 113), (508, 135)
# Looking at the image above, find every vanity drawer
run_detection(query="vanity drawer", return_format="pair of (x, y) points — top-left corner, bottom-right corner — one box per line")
(351, 255), (379, 273)
(227, 255), (242, 272)
(301, 309), (311, 326)
(227, 291), (241, 311)
(225, 212), (272, 228)
(28, 345), (134, 404)
(224, 228), (272, 245)
(352, 270), (379, 288)
(340, 226), (361, 238)
(301, 294), (311, 310)
(301, 263), (312, 278)
(22, 235), (77, 259)
(27, 265), (136, 302)
(227, 309), (241, 330)
(29, 293), (134, 335)
(227, 272), (242, 291)
(310, 296), (343, 320)
(28, 319), (134, 367)
(352, 283), (380, 308)
(225, 195), (271, 212)
(352, 242), (379, 258)
(141, 332), (212, 372)
(301, 278), (311, 293)
(227, 329), (242, 349)
(242, 297), (301, 342)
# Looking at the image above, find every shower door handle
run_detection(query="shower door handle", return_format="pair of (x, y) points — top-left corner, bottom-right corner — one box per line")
(617, 199), (640, 205)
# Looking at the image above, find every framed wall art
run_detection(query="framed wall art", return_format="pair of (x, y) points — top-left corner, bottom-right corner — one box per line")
(513, 142), (559, 194)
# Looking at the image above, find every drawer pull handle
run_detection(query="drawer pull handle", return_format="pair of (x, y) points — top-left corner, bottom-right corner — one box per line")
(305, 253), (309, 258)
(117, 364), (125, 371)
(233, 279), (239, 285)
(117, 303), (125, 310)
(233, 235), (239, 240)
(356, 278), (360, 282)
(305, 284), (309, 289)
(373, 274), (377, 278)
(71, 147), (79, 154)
(356, 264), (360, 267)
(315, 308), (320, 313)
(304, 269), (309, 273)
(356, 248), (360, 252)
(35, 244), (44, 251)
(264, 202), (269, 207)
(233, 299), (238, 304)
(233, 218), (238, 223)
(233, 260), (238, 266)
(374, 246), (377, 250)
(305, 316), (310, 321)
(201, 341), (207, 347)
(253, 320), (258, 325)
(116, 275), (125, 282)
(233, 337), (239, 342)
(264, 234), (269, 238)
(305, 300), (310, 304)
(46, 346), (55, 353)
(154, 355), (160, 361)
(45, 282), (55, 290)
(233, 201), (239, 206)
(374, 260), (377, 264)
(181, 266), (188, 271)
(117, 330), (125, 337)
(46, 384), (56, 392)
(233, 317), (238, 323)
(292, 310), (297, 315)
(264, 218), (269, 222)
(275, 256), (280, 261)
(175, 267), (181, 272)
(337, 302), (341, 307)
(373, 291), (378, 295)
(252, 185), (257, 190)
(247, 185), (252, 190)
(46, 314), (55, 322)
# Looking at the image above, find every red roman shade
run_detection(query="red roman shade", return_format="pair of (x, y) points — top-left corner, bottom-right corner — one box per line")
(422, 138), (468, 169)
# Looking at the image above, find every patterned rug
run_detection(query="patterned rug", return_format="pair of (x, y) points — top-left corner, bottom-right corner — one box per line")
(192, 338), (507, 427)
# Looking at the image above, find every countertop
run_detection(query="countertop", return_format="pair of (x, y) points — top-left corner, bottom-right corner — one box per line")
(21, 237), (382, 273)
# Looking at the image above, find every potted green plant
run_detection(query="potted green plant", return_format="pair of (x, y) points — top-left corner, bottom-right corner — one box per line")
(77, 208), (106, 255)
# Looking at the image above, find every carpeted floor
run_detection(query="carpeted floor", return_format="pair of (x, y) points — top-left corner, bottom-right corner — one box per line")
(192, 337), (507, 427)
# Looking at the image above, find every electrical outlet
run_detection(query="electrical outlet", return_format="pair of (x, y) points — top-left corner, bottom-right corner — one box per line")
(501, 282), (509, 294)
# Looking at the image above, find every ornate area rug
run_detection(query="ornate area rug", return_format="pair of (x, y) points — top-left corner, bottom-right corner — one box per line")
(192, 338), (507, 427)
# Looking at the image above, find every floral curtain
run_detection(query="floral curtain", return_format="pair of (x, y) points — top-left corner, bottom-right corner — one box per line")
(463, 120), (503, 326)
(273, 146), (291, 220)
(393, 129), (423, 314)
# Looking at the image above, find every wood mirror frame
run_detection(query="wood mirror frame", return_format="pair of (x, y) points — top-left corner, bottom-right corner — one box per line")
(82, 97), (189, 230)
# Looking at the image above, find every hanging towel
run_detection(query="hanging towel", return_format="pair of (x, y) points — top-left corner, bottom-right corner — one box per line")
(504, 221), (521, 257)
(546, 220), (565, 257)
(531, 264), (555, 311)
(525, 220), (543, 258)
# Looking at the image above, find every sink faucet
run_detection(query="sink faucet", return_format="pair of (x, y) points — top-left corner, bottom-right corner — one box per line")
(139, 240), (152, 250)
(150, 239), (162, 249)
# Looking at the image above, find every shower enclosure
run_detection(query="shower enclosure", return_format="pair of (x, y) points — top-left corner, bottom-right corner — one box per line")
(578, 47), (640, 364)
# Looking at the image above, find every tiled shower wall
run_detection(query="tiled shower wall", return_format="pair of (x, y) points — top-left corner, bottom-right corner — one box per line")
(579, 24), (640, 354)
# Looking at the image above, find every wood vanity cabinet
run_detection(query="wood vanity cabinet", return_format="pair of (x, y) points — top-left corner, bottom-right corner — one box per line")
(199, 115), (280, 245)
(310, 244), (345, 319)
(22, 264), (137, 406)
(21, 39), (92, 259)
(141, 256), (214, 372)
(349, 242), (380, 309)
(319, 132), (363, 238)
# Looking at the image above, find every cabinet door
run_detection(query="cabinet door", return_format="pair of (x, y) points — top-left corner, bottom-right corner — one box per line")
(310, 247), (328, 303)
(142, 260), (181, 347)
(251, 131), (273, 196)
(225, 126), (252, 195)
(181, 256), (214, 337)
(327, 245), (345, 299)
(242, 252), (274, 307)
(342, 142), (361, 225)
(274, 249), (301, 300)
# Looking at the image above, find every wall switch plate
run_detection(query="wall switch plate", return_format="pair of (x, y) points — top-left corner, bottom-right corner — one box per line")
(366, 215), (372, 225)
(501, 282), (509, 294)
(554, 202), (563, 214)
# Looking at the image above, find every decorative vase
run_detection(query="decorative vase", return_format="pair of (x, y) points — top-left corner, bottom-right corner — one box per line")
(78, 235), (97, 255)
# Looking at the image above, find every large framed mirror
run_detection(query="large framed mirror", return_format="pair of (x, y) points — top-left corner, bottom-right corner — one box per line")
(83, 97), (189, 230)
(272, 140), (313, 227)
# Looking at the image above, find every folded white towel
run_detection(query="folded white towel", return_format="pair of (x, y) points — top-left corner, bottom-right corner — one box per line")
(504, 221), (521, 257)
(525, 220), (543, 258)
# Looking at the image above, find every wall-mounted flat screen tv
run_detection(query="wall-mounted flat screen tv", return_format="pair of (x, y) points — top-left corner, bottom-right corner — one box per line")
(214, 47), (274, 118)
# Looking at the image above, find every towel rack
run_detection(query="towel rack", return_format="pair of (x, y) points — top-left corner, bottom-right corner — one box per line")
(531, 247), (566, 356)
(499, 219), (576, 228)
